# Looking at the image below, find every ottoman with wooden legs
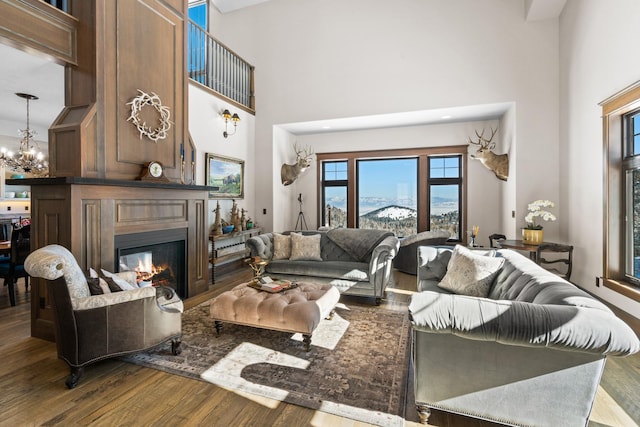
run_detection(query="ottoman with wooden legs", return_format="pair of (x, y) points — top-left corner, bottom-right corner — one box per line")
(209, 281), (340, 351)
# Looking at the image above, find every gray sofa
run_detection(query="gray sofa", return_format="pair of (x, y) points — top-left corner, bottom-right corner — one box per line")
(246, 229), (399, 304)
(409, 245), (640, 427)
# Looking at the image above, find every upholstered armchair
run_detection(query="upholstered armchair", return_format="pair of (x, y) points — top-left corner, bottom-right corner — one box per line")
(24, 244), (183, 389)
(393, 230), (450, 274)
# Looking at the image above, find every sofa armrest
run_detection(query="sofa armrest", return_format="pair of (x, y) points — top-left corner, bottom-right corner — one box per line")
(246, 234), (273, 259)
(417, 246), (452, 282)
(369, 235), (400, 296)
(72, 286), (157, 311)
(409, 291), (640, 356)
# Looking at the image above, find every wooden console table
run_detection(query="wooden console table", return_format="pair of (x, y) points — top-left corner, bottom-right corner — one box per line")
(210, 228), (261, 284)
(497, 239), (560, 261)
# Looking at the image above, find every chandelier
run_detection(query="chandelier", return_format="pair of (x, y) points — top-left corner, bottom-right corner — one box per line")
(0, 93), (49, 176)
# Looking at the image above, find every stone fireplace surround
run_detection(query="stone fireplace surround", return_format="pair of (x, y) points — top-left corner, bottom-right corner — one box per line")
(11, 177), (210, 341)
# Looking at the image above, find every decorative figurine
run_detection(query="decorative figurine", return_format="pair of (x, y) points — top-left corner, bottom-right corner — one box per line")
(241, 208), (247, 231)
(212, 201), (222, 236)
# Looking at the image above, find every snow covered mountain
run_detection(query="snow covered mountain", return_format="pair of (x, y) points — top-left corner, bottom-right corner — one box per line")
(361, 205), (417, 220)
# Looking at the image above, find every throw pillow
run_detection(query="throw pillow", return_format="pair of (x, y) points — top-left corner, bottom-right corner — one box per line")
(289, 233), (322, 261)
(272, 233), (292, 260)
(102, 276), (123, 292)
(438, 245), (504, 297)
(90, 268), (111, 294)
(84, 270), (104, 295)
(101, 269), (138, 290)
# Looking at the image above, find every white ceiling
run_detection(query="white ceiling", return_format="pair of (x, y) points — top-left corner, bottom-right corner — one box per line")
(0, 43), (64, 148)
(0, 0), (566, 143)
(279, 103), (511, 135)
(211, 0), (567, 20)
(210, 0), (270, 14)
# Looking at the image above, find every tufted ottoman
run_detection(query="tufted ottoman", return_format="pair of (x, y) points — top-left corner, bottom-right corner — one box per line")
(209, 281), (340, 351)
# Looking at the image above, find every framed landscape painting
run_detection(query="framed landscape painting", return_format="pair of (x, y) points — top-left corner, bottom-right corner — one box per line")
(205, 153), (244, 199)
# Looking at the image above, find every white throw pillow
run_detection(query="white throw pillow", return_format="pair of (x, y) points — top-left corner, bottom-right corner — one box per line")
(438, 245), (504, 297)
(101, 268), (138, 290)
(272, 233), (292, 260)
(289, 233), (323, 261)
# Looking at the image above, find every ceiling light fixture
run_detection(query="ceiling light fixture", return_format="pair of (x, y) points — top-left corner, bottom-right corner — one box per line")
(222, 109), (240, 138)
(0, 93), (48, 176)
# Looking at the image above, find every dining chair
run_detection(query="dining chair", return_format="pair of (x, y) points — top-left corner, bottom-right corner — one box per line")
(536, 242), (574, 281)
(0, 224), (31, 306)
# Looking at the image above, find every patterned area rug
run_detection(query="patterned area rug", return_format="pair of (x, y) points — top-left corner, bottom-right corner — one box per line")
(122, 301), (411, 427)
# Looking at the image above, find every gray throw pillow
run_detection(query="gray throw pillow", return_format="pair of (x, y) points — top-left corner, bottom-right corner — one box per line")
(438, 245), (504, 297)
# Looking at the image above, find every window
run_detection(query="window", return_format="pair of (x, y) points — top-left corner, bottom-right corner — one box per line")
(188, 0), (208, 29)
(357, 158), (418, 236)
(428, 156), (462, 240)
(322, 161), (348, 228)
(188, 1), (208, 82)
(602, 81), (640, 302)
(624, 110), (640, 283)
(317, 147), (467, 240)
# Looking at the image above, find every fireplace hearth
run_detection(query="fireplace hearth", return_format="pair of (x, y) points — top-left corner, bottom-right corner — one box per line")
(114, 228), (187, 298)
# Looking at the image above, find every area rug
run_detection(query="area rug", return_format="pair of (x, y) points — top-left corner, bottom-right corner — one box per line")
(122, 301), (411, 427)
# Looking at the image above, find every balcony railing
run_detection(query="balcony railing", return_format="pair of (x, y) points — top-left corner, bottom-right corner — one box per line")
(188, 21), (255, 112)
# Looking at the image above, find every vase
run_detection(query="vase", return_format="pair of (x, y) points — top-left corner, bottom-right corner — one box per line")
(522, 228), (543, 245)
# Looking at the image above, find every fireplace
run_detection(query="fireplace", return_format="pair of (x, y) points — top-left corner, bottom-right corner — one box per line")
(114, 228), (188, 298)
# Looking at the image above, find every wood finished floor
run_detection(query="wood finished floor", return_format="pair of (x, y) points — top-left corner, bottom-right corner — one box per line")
(0, 273), (638, 426)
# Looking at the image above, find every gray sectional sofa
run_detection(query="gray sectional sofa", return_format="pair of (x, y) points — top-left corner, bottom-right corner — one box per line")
(409, 245), (640, 426)
(246, 229), (399, 304)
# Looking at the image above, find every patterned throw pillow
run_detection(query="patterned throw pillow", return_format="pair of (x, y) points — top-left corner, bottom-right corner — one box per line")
(289, 233), (323, 261)
(272, 233), (292, 260)
(438, 245), (505, 297)
(101, 269), (138, 290)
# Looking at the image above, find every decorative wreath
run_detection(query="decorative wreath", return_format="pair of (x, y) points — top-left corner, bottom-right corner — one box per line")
(126, 89), (172, 142)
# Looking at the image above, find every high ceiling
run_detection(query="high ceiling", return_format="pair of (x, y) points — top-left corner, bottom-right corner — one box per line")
(0, 0), (566, 144)
(0, 43), (64, 149)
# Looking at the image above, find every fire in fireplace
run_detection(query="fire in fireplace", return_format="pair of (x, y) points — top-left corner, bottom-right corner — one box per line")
(114, 229), (187, 298)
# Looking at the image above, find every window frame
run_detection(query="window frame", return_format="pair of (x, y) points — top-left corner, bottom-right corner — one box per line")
(321, 160), (349, 228)
(428, 155), (463, 240)
(601, 81), (640, 302)
(316, 146), (467, 240)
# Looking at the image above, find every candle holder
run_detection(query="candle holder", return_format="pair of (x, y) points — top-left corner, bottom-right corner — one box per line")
(191, 161), (195, 185)
(180, 159), (186, 184)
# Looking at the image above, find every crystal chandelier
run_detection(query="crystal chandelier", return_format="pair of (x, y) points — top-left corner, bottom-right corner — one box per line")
(0, 93), (49, 176)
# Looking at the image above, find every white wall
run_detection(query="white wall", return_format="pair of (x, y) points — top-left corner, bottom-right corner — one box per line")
(213, 0), (560, 240)
(290, 120), (505, 241)
(560, 0), (640, 316)
(188, 83), (256, 231)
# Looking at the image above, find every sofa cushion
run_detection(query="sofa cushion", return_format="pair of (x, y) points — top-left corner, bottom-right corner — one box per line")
(272, 233), (292, 260)
(267, 259), (369, 281)
(290, 233), (322, 261)
(438, 245), (504, 297)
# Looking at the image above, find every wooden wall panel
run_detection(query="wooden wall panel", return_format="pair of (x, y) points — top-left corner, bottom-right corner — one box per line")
(102, 0), (186, 180)
(0, 0), (77, 65)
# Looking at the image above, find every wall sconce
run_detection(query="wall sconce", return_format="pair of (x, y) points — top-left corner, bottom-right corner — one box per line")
(222, 109), (240, 138)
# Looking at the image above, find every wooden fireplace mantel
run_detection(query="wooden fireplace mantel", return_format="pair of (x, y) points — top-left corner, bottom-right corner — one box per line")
(24, 177), (210, 341)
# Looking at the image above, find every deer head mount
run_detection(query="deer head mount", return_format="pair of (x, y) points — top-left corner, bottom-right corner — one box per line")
(281, 143), (314, 186)
(468, 127), (509, 181)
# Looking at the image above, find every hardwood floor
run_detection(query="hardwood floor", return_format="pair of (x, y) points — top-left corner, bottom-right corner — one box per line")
(0, 273), (638, 426)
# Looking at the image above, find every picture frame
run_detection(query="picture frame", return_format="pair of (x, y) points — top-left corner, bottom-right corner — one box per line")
(205, 153), (244, 199)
